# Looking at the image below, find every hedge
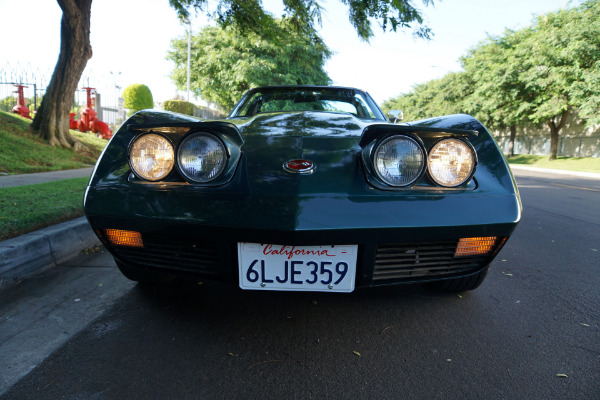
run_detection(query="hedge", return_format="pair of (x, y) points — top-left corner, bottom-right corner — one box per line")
(163, 100), (194, 116)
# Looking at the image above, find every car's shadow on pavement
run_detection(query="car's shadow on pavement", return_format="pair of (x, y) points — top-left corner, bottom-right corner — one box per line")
(130, 279), (468, 335)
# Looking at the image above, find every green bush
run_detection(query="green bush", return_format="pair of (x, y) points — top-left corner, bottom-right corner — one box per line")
(123, 84), (153, 115)
(163, 100), (194, 116)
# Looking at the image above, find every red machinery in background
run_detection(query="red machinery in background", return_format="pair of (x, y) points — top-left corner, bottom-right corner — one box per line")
(69, 87), (112, 139)
(11, 84), (31, 119)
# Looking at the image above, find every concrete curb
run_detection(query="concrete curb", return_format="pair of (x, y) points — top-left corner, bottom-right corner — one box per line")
(0, 217), (100, 284)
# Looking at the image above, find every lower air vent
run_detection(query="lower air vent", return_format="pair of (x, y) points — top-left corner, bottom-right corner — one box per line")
(112, 233), (219, 276)
(372, 241), (489, 284)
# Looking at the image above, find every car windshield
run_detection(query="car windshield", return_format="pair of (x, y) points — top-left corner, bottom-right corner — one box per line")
(230, 87), (385, 121)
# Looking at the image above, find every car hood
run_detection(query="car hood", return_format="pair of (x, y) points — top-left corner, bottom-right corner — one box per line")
(224, 113), (364, 198)
(85, 110), (520, 233)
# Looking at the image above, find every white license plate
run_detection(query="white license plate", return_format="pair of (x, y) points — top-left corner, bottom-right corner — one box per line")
(238, 243), (357, 292)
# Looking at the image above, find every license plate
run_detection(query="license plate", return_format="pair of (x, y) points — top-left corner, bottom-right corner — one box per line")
(238, 243), (357, 292)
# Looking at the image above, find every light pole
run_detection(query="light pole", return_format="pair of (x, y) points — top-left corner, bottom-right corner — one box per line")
(109, 71), (121, 90)
(187, 21), (191, 102)
(110, 71), (124, 123)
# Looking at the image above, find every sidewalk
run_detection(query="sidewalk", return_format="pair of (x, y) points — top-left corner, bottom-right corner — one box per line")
(0, 168), (100, 287)
(0, 167), (94, 188)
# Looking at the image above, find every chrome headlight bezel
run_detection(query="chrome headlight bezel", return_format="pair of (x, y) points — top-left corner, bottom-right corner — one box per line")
(128, 133), (175, 182)
(372, 135), (426, 187)
(176, 132), (228, 183)
(427, 138), (477, 187)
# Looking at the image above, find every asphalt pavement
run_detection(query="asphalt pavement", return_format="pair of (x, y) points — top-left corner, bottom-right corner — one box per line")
(0, 165), (599, 398)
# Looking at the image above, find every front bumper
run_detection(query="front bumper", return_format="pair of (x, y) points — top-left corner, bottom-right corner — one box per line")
(85, 178), (520, 288)
(88, 215), (516, 289)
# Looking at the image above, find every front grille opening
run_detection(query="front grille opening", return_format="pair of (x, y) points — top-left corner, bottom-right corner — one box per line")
(372, 240), (498, 284)
(108, 232), (219, 276)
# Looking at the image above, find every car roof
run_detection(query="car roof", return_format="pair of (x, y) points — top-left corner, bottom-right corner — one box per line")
(245, 85), (367, 93)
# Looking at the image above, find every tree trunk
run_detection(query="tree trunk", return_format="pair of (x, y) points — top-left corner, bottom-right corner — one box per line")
(30, 0), (93, 148)
(548, 122), (559, 161)
(508, 125), (516, 157)
(546, 109), (569, 161)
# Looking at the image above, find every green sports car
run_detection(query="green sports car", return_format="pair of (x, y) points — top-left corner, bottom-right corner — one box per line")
(84, 86), (521, 293)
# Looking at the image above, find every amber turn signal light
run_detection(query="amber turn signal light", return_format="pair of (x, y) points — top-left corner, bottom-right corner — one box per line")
(104, 229), (144, 248)
(455, 236), (500, 257)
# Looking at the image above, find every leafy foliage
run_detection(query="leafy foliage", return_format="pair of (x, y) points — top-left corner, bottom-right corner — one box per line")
(0, 95), (43, 114)
(168, 0), (434, 41)
(123, 84), (154, 115)
(381, 72), (472, 121)
(461, 28), (532, 130)
(168, 19), (332, 111)
(163, 100), (195, 116)
(383, 0), (600, 160)
(523, 0), (600, 127)
(34, 0), (433, 148)
(0, 96), (17, 112)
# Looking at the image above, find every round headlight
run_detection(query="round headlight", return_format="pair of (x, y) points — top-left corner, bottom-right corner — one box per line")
(373, 136), (425, 187)
(177, 132), (227, 183)
(130, 133), (174, 181)
(428, 138), (476, 187)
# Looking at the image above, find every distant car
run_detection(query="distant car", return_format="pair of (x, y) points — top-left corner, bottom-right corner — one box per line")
(84, 86), (521, 293)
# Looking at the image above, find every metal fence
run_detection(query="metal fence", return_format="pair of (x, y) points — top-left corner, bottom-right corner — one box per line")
(1, 62), (125, 131)
(495, 135), (600, 158)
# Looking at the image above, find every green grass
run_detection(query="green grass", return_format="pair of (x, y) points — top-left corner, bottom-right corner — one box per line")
(507, 155), (600, 173)
(0, 110), (107, 240)
(0, 177), (88, 241)
(0, 111), (107, 174)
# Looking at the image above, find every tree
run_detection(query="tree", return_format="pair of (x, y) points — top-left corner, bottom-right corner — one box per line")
(168, 19), (332, 110)
(381, 72), (473, 121)
(168, 0), (434, 42)
(461, 29), (534, 157)
(30, 0), (92, 149)
(507, 0), (600, 159)
(569, 3), (600, 128)
(385, 0), (600, 160)
(33, 0), (433, 148)
(0, 96), (17, 113)
(123, 84), (154, 116)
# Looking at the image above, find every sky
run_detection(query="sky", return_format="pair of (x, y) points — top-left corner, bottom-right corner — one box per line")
(0, 0), (579, 107)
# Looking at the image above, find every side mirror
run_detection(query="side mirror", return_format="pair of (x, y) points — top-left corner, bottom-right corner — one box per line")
(387, 110), (404, 123)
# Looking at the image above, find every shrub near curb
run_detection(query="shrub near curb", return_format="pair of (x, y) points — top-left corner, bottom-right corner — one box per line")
(163, 100), (194, 116)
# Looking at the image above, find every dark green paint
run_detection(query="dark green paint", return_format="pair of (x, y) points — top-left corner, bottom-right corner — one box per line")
(84, 105), (521, 287)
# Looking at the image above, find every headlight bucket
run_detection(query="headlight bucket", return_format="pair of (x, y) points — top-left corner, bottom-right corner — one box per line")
(129, 133), (175, 182)
(427, 138), (477, 187)
(177, 132), (228, 183)
(373, 135), (425, 187)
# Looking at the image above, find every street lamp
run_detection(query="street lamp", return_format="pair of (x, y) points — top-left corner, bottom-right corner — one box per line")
(110, 71), (124, 122)
(109, 71), (122, 91)
(187, 21), (191, 102)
